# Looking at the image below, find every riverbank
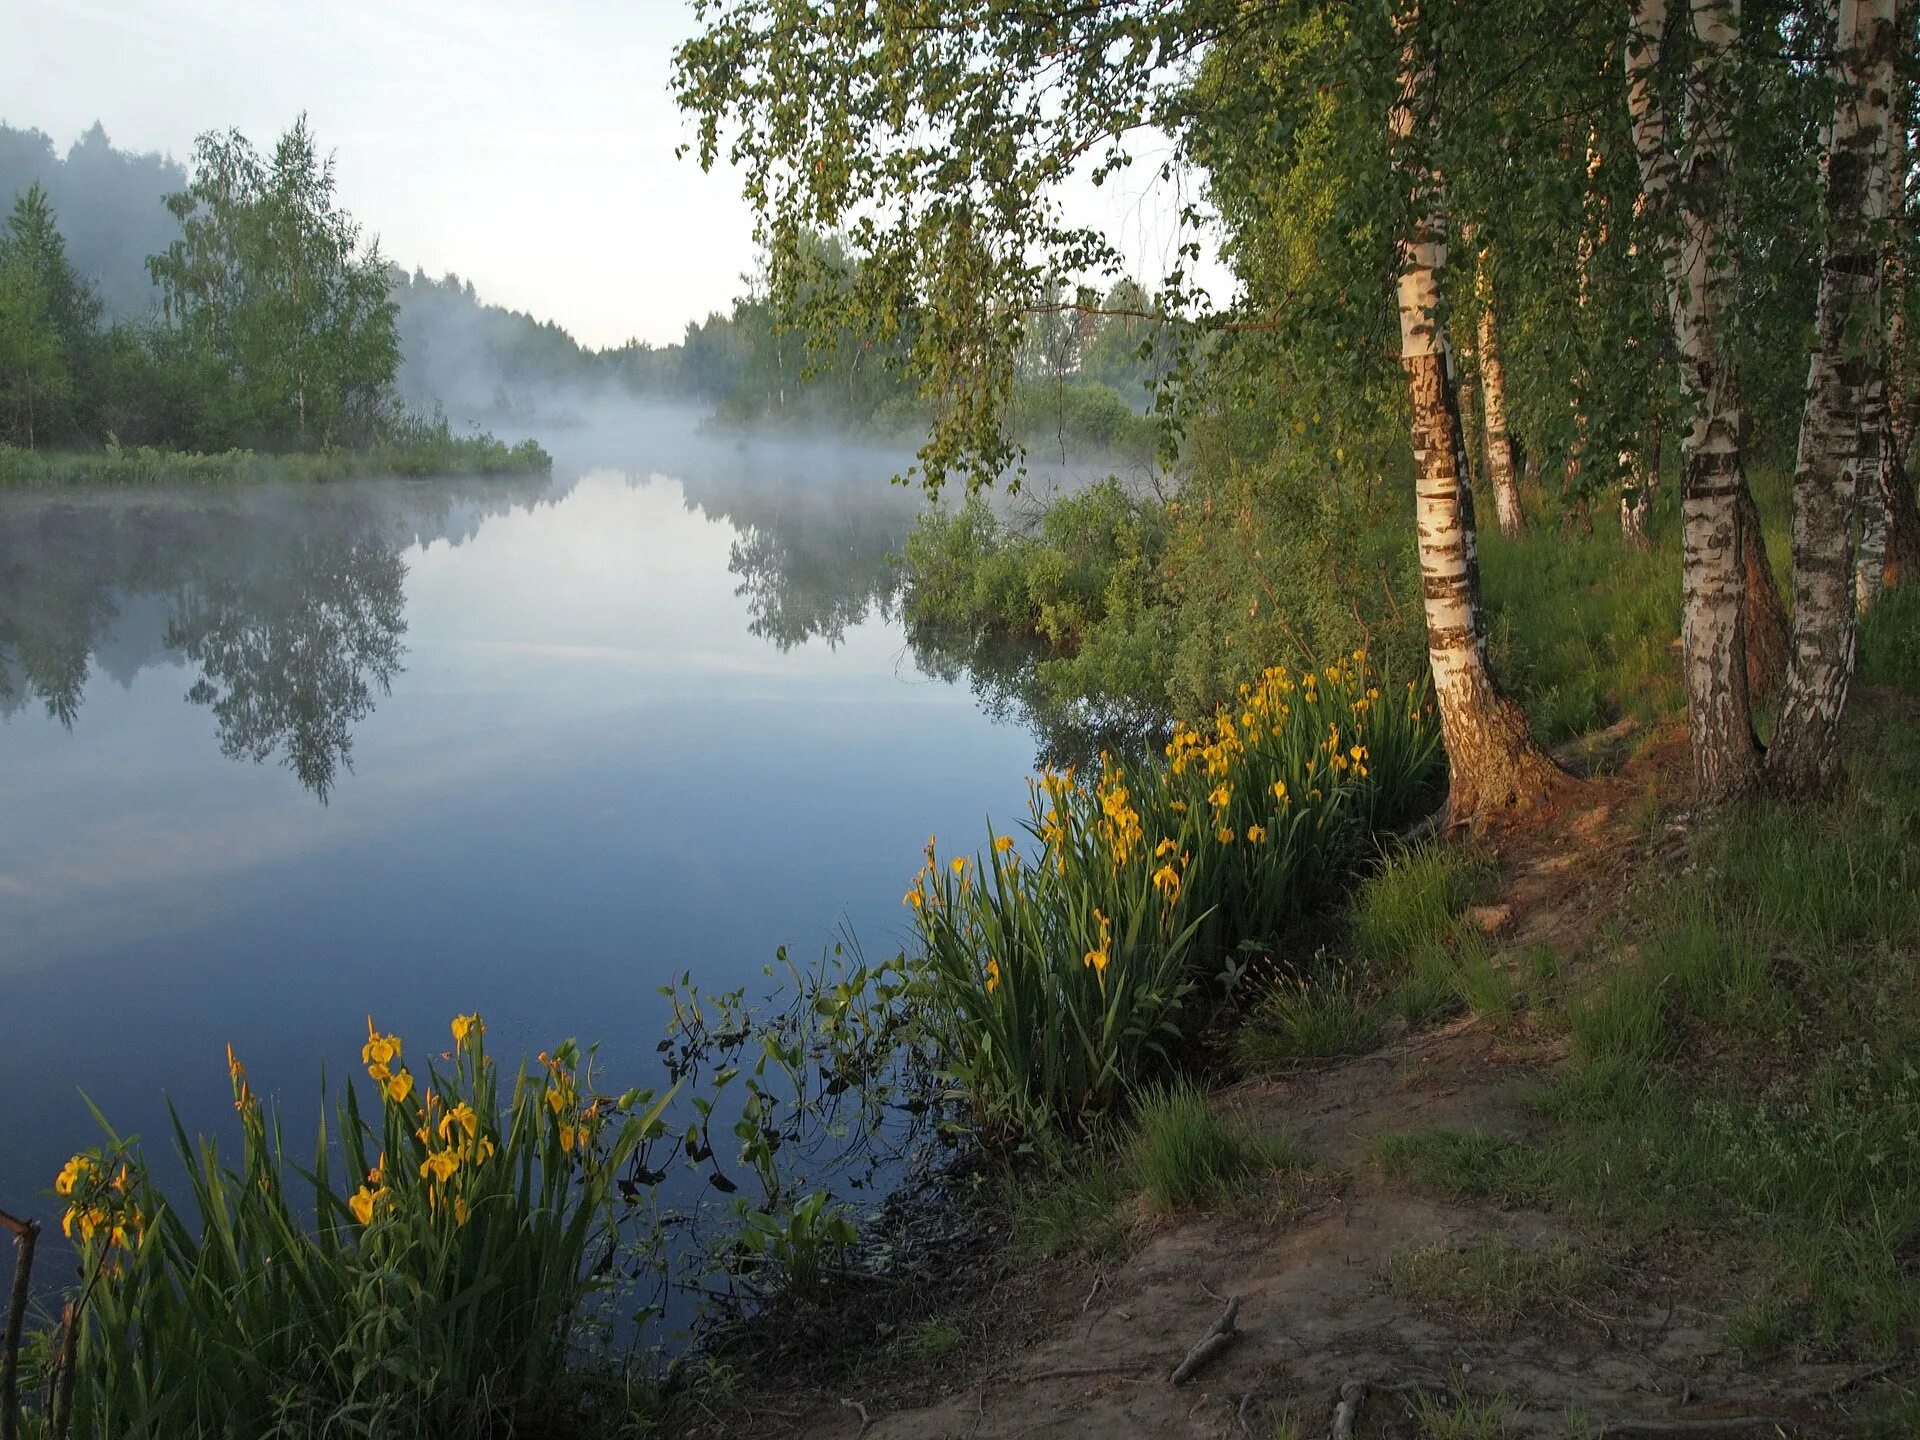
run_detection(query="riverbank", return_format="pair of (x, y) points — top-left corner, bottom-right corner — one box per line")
(684, 673), (1920, 1438)
(0, 431), (551, 488)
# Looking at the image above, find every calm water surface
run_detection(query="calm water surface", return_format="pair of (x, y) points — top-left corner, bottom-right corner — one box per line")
(0, 420), (1048, 1223)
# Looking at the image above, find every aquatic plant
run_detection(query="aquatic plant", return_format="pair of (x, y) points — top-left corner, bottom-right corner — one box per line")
(911, 651), (1442, 1133)
(40, 1015), (670, 1439)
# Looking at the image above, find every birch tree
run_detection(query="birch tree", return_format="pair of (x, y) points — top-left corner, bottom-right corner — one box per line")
(1475, 253), (1529, 536)
(1391, 13), (1565, 817)
(1619, 0), (1765, 796)
(677, 0), (1570, 825)
(1858, 12), (1920, 599)
(1769, 0), (1899, 793)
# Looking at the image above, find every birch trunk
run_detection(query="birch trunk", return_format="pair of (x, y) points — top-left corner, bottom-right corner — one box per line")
(1475, 259), (1528, 535)
(1771, 0), (1898, 793)
(1861, 35), (1919, 599)
(1620, 446), (1655, 547)
(1628, 0), (1789, 716)
(1628, 0), (1761, 797)
(1393, 9), (1564, 823)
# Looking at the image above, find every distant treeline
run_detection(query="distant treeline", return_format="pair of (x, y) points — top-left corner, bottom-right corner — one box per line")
(1, 119), (1169, 459)
(0, 116), (536, 473)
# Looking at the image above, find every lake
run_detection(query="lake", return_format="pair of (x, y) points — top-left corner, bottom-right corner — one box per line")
(0, 416), (1063, 1233)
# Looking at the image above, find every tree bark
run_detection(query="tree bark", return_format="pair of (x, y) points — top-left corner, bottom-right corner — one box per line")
(1771, 0), (1897, 793)
(1735, 486), (1791, 698)
(1476, 263), (1529, 536)
(1393, 7), (1566, 824)
(1861, 20), (1919, 599)
(1628, 0), (1763, 797)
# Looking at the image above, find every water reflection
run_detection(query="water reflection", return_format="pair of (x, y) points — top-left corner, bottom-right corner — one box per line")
(0, 477), (549, 798)
(0, 455), (1141, 806)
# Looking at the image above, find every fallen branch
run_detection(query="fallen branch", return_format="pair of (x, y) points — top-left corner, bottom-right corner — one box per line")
(839, 1396), (873, 1438)
(1169, 1295), (1239, 1386)
(1, 1211), (39, 1440)
(1588, 1419), (1801, 1438)
(1330, 1379), (1430, 1440)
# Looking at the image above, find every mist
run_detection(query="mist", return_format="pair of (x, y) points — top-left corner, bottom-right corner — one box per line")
(0, 120), (184, 319)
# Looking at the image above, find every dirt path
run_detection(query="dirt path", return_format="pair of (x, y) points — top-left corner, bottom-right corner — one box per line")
(721, 749), (1877, 1438)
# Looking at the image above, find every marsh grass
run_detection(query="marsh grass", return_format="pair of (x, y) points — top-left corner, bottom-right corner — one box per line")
(42, 1016), (671, 1440)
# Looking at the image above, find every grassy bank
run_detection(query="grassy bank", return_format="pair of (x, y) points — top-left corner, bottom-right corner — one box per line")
(0, 426), (551, 489)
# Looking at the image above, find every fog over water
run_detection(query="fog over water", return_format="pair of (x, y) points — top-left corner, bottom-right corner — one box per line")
(0, 414), (1119, 1226)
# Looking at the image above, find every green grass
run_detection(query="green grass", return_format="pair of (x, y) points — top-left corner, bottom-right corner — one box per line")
(1350, 841), (1495, 969)
(903, 1319), (963, 1360)
(0, 427), (550, 488)
(1127, 1081), (1294, 1212)
(1000, 1082), (1300, 1257)
(1235, 958), (1382, 1069)
(1235, 840), (1506, 1074)
(1002, 1131), (1134, 1263)
(1389, 1239), (1602, 1324)
(1480, 516), (1684, 745)
(1408, 1377), (1518, 1440)
(1859, 575), (1920, 689)
(1375, 678), (1920, 1367)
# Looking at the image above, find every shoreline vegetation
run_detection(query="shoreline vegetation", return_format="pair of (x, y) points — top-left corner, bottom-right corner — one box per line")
(0, 436), (551, 489)
(0, 425), (552, 490)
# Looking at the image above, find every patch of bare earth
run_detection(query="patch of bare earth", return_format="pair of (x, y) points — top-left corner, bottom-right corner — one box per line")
(717, 742), (1889, 1438)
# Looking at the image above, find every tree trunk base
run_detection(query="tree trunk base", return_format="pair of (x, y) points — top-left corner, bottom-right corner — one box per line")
(1440, 693), (1573, 831)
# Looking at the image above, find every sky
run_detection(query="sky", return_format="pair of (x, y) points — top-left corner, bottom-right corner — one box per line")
(1, 0), (1219, 350)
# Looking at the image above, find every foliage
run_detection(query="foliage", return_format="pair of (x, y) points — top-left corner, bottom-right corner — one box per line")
(147, 117), (398, 449)
(47, 1016), (672, 1439)
(0, 186), (85, 447)
(909, 652), (1441, 1133)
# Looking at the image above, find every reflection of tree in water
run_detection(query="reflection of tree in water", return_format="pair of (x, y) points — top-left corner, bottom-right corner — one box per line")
(906, 621), (1167, 771)
(680, 471), (923, 652)
(0, 505), (122, 726)
(672, 450), (1161, 762)
(169, 529), (406, 799)
(0, 476), (550, 798)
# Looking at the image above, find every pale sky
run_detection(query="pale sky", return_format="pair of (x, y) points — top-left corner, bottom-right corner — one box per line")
(2, 0), (1220, 350)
